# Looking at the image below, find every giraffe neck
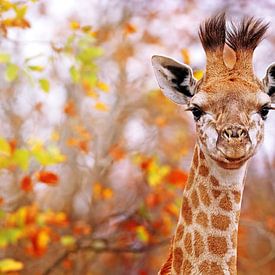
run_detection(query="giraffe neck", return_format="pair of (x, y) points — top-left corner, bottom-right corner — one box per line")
(171, 144), (247, 275)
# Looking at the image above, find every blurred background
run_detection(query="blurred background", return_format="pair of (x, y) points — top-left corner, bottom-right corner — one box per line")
(0, 0), (274, 274)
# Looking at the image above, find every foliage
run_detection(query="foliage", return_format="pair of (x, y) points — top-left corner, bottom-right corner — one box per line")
(0, 1), (274, 275)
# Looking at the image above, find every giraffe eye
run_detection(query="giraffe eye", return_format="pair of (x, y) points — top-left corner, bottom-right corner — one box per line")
(259, 106), (270, 120)
(191, 107), (204, 121)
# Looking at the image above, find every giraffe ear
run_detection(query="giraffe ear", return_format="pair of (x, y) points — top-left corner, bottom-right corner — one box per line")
(151, 55), (197, 105)
(263, 62), (275, 102)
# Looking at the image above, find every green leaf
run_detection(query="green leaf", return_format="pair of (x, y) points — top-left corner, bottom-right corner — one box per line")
(0, 258), (24, 272)
(60, 235), (76, 247)
(70, 65), (80, 83)
(0, 53), (11, 63)
(28, 65), (44, 72)
(0, 228), (22, 248)
(5, 63), (19, 82)
(39, 78), (50, 93)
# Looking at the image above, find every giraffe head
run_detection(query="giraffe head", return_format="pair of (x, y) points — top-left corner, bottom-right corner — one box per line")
(152, 14), (274, 169)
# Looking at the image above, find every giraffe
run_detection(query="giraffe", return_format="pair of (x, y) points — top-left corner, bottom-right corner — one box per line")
(151, 14), (275, 274)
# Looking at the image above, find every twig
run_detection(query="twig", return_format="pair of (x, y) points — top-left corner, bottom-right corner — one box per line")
(42, 238), (169, 275)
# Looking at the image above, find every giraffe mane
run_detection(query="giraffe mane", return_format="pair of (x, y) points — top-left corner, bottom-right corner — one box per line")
(226, 17), (269, 52)
(198, 13), (226, 52)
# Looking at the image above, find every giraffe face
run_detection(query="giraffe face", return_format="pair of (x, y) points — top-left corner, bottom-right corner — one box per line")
(152, 55), (275, 170)
(190, 81), (270, 169)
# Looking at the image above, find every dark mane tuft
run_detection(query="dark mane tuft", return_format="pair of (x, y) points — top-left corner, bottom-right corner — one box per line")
(198, 13), (226, 51)
(226, 17), (269, 51)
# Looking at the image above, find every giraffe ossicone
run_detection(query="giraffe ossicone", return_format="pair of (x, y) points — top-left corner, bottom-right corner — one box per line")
(152, 13), (274, 274)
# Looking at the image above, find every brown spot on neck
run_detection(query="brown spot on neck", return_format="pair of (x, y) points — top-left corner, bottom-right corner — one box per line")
(210, 175), (219, 186)
(181, 197), (193, 225)
(173, 247), (183, 273)
(196, 211), (209, 228)
(175, 224), (184, 242)
(193, 146), (199, 168)
(219, 194), (232, 211)
(199, 164), (209, 177)
(194, 231), (204, 257)
(184, 232), (192, 255)
(199, 184), (211, 206)
(191, 190), (199, 209)
(211, 214), (231, 231)
(208, 236), (227, 256)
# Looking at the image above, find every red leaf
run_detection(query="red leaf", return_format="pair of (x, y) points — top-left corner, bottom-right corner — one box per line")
(166, 169), (188, 186)
(20, 176), (33, 192)
(38, 171), (59, 185)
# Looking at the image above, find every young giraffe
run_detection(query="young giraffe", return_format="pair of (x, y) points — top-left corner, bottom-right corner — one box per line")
(152, 14), (275, 274)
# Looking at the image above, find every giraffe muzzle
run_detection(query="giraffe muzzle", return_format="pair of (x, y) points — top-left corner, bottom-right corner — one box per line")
(221, 125), (248, 141)
(217, 124), (251, 161)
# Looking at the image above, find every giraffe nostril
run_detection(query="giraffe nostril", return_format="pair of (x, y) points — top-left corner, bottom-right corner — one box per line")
(222, 127), (247, 140)
(222, 129), (232, 140)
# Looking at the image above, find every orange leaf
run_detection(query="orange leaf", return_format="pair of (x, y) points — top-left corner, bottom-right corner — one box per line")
(64, 100), (76, 116)
(63, 259), (73, 270)
(181, 48), (190, 65)
(124, 23), (137, 35)
(166, 169), (188, 186)
(38, 171), (59, 185)
(0, 197), (4, 206)
(109, 146), (125, 160)
(73, 221), (92, 235)
(20, 176), (33, 192)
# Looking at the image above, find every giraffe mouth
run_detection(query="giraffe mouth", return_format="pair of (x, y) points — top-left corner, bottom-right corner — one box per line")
(212, 147), (253, 169)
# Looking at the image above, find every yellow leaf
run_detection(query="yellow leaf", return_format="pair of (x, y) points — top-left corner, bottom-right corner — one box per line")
(194, 70), (204, 80)
(12, 149), (30, 171)
(95, 102), (108, 112)
(136, 225), (149, 243)
(70, 21), (80, 30)
(0, 138), (11, 156)
(37, 230), (50, 249)
(0, 258), (24, 272)
(96, 81), (109, 92)
(60, 235), (76, 247)
(51, 131), (60, 141)
(181, 48), (190, 65)
(147, 159), (170, 186)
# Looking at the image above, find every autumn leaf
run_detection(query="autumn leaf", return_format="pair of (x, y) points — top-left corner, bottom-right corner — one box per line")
(37, 171), (59, 185)
(95, 102), (108, 112)
(166, 169), (188, 187)
(0, 258), (24, 272)
(39, 78), (50, 93)
(60, 235), (76, 247)
(0, 53), (10, 63)
(20, 176), (33, 192)
(109, 145), (125, 160)
(64, 100), (76, 116)
(124, 22), (137, 35)
(73, 221), (91, 235)
(28, 65), (44, 72)
(181, 48), (190, 65)
(193, 70), (204, 80)
(5, 63), (19, 82)
(136, 225), (149, 243)
(70, 21), (80, 30)
(96, 81), (109, 92)
(0, 138), (11, 156)
(69, 65), (80, 83)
